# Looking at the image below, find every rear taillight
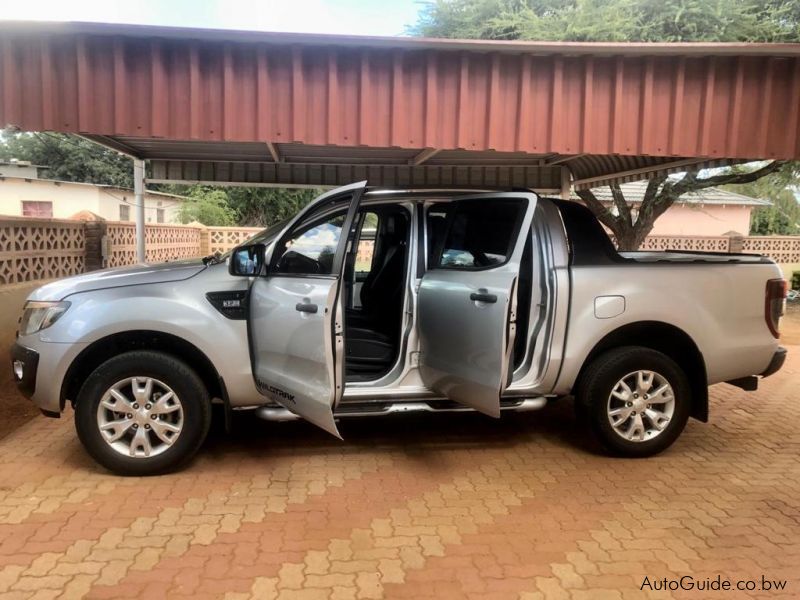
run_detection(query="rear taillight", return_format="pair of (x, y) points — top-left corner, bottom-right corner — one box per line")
(765, 278), (787, 338)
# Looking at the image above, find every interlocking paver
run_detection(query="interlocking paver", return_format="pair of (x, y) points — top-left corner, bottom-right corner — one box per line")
(0, 348), (797, 599)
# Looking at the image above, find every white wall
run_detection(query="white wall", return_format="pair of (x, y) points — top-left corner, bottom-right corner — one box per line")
(94, 190), (183, 224)
(0, 178), (102, 218)
(0, 178), (184, 223)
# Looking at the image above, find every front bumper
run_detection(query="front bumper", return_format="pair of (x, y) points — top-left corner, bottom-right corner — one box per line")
(10, 343), (39, 399)
(761, 346), (787, 378)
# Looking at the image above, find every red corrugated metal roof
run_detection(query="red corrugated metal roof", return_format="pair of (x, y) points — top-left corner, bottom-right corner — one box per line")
(1, 21), (798, 187)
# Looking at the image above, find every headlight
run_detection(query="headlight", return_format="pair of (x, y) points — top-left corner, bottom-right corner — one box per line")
(18, 301), (71, 337)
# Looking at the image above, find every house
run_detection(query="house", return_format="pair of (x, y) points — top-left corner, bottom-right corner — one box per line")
(575, 180), (770, 236)
(0, 160), (187, 223)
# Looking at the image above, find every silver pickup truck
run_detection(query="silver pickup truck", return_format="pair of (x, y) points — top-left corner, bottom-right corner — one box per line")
(10, 182), (787, 475)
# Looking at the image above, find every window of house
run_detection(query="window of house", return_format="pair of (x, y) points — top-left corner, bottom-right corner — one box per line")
(156, 209), (165, 224)
(119, 204), (130, 221)
(21, 201), (53, 218)
(435, 199), (524, 270)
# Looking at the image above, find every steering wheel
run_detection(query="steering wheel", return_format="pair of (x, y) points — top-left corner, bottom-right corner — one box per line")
(277, 250), (322, 274)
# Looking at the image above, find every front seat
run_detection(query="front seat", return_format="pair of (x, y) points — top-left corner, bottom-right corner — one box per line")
(347, 214), (407, 334)
(345, 213), (408, 376)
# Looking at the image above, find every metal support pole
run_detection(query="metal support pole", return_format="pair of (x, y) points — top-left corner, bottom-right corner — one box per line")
(560, 166), (571, 200)
(133, 158), (146, 263)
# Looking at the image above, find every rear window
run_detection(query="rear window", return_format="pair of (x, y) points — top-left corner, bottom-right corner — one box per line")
(435, 199), (525, 270)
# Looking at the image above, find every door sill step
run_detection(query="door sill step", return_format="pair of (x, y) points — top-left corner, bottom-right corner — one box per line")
(255, 397), (547, 422)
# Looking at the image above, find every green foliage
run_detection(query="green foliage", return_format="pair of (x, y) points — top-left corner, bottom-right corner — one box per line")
(410, 0), (800, 42)
(225, 187), (320, 227)
(177, 186), (237, 226)
(165, 184), (319, 227)
(727, 163), (800, 235)
(412, 0), (800, 248)
(792, 271), (800, 290)
(0, 129), (133, 187)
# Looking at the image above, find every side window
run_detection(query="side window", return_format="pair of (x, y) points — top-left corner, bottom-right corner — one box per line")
(355, 212), (379, 273)
(273, 212), (347, 275)
(436, 199), (524, 270)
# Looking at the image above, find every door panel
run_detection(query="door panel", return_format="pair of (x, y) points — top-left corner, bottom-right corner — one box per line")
(248, 181), (366, 437)
(250, 278), (340, 435)
(418, 193), (537, 417)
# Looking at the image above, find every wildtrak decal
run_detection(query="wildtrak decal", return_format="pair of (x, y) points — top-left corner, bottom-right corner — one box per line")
(255, 378), (296, 403)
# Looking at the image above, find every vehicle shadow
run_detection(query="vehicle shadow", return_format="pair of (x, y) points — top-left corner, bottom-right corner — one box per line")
(200, 397), (600, 465)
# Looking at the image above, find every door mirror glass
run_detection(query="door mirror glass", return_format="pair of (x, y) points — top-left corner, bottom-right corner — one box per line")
(229, 244), (265, 276)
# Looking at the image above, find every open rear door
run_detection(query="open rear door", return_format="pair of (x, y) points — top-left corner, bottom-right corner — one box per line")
(248, 181), (366, 437)
(418, 192), (537, 417)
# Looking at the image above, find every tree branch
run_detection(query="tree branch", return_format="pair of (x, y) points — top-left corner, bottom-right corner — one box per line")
(576, 188), (620, 231)
(609, 182), (633, 227)
(672, 161), (783, 195)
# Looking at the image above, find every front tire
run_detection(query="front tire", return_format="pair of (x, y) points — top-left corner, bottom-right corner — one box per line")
(576, 346), (691, 457)
(75, 351), (211, 475)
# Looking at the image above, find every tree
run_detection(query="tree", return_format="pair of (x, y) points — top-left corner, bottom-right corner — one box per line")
(410, 0), (800, 43)
(726, 164), (800, 235)
(577, 162), (785, 249)
(225, 187), (319, 227)
(0, 128), (132, 188)
(410, 0), (800, 249)
(177, 186), (237, 226)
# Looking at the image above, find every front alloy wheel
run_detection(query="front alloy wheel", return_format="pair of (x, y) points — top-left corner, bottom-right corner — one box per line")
(97, 377), (184, 458)
(76, 351), (211, 475)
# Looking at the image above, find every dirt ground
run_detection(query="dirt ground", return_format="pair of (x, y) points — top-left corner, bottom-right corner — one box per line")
(0, 282), (41, 441)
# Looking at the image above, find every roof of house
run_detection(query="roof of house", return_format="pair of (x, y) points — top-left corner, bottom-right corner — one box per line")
(572, 180), (771, 207)
(0, 174), (190, 201)
(0, 159), (45, 168)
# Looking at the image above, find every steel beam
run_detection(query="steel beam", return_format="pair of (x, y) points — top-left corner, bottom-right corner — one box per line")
(133, 158), (146, 263)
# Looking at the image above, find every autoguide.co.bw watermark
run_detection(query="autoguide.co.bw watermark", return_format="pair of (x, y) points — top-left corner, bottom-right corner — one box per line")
(641, 574), (787, 593)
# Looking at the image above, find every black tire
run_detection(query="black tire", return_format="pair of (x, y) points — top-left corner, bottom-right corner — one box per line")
(575, 346), (691, 457)
(75, 351), (211, 475)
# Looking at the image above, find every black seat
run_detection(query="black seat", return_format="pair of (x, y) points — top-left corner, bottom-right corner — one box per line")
(345, 327), (395, 376)
(347, 213), (407, 335)
(345, 212), (408, 377)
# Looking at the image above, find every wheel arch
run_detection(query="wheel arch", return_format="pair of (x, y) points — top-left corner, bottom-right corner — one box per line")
(575, 321), (708, 422)
(61, 330), (225, 411)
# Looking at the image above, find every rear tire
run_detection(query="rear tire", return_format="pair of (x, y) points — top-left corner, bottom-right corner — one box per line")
(575, 346), (691, 457)
(75, 351), (211, 475)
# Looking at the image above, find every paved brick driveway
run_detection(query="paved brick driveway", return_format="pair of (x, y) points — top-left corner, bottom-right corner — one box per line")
(0, 348), (798, 600)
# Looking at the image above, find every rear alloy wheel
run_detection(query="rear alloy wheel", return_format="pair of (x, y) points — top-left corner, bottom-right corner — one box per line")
(576, 346), (691, 457)
(606, 370), (676, 443)
(76, 351), (211, 475)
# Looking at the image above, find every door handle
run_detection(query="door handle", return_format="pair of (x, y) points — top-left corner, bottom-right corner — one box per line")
(295, 302), (318, 314)
(470, 292), (497, 304)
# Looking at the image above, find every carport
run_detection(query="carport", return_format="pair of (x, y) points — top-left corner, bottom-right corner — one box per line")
(1, 21), (799, 260)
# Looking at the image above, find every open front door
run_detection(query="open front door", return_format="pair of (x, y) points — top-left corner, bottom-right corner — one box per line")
(248, 182), (366, 437)
(418, 192), (537, 417)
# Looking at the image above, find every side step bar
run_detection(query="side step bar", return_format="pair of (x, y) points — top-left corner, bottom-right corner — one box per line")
(256, 397), (548, 423)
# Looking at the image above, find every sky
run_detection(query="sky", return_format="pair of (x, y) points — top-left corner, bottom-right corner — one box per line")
(0, 0), (424, 37)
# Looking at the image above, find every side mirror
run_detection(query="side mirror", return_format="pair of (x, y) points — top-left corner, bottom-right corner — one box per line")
(229, 244), (265, 277)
